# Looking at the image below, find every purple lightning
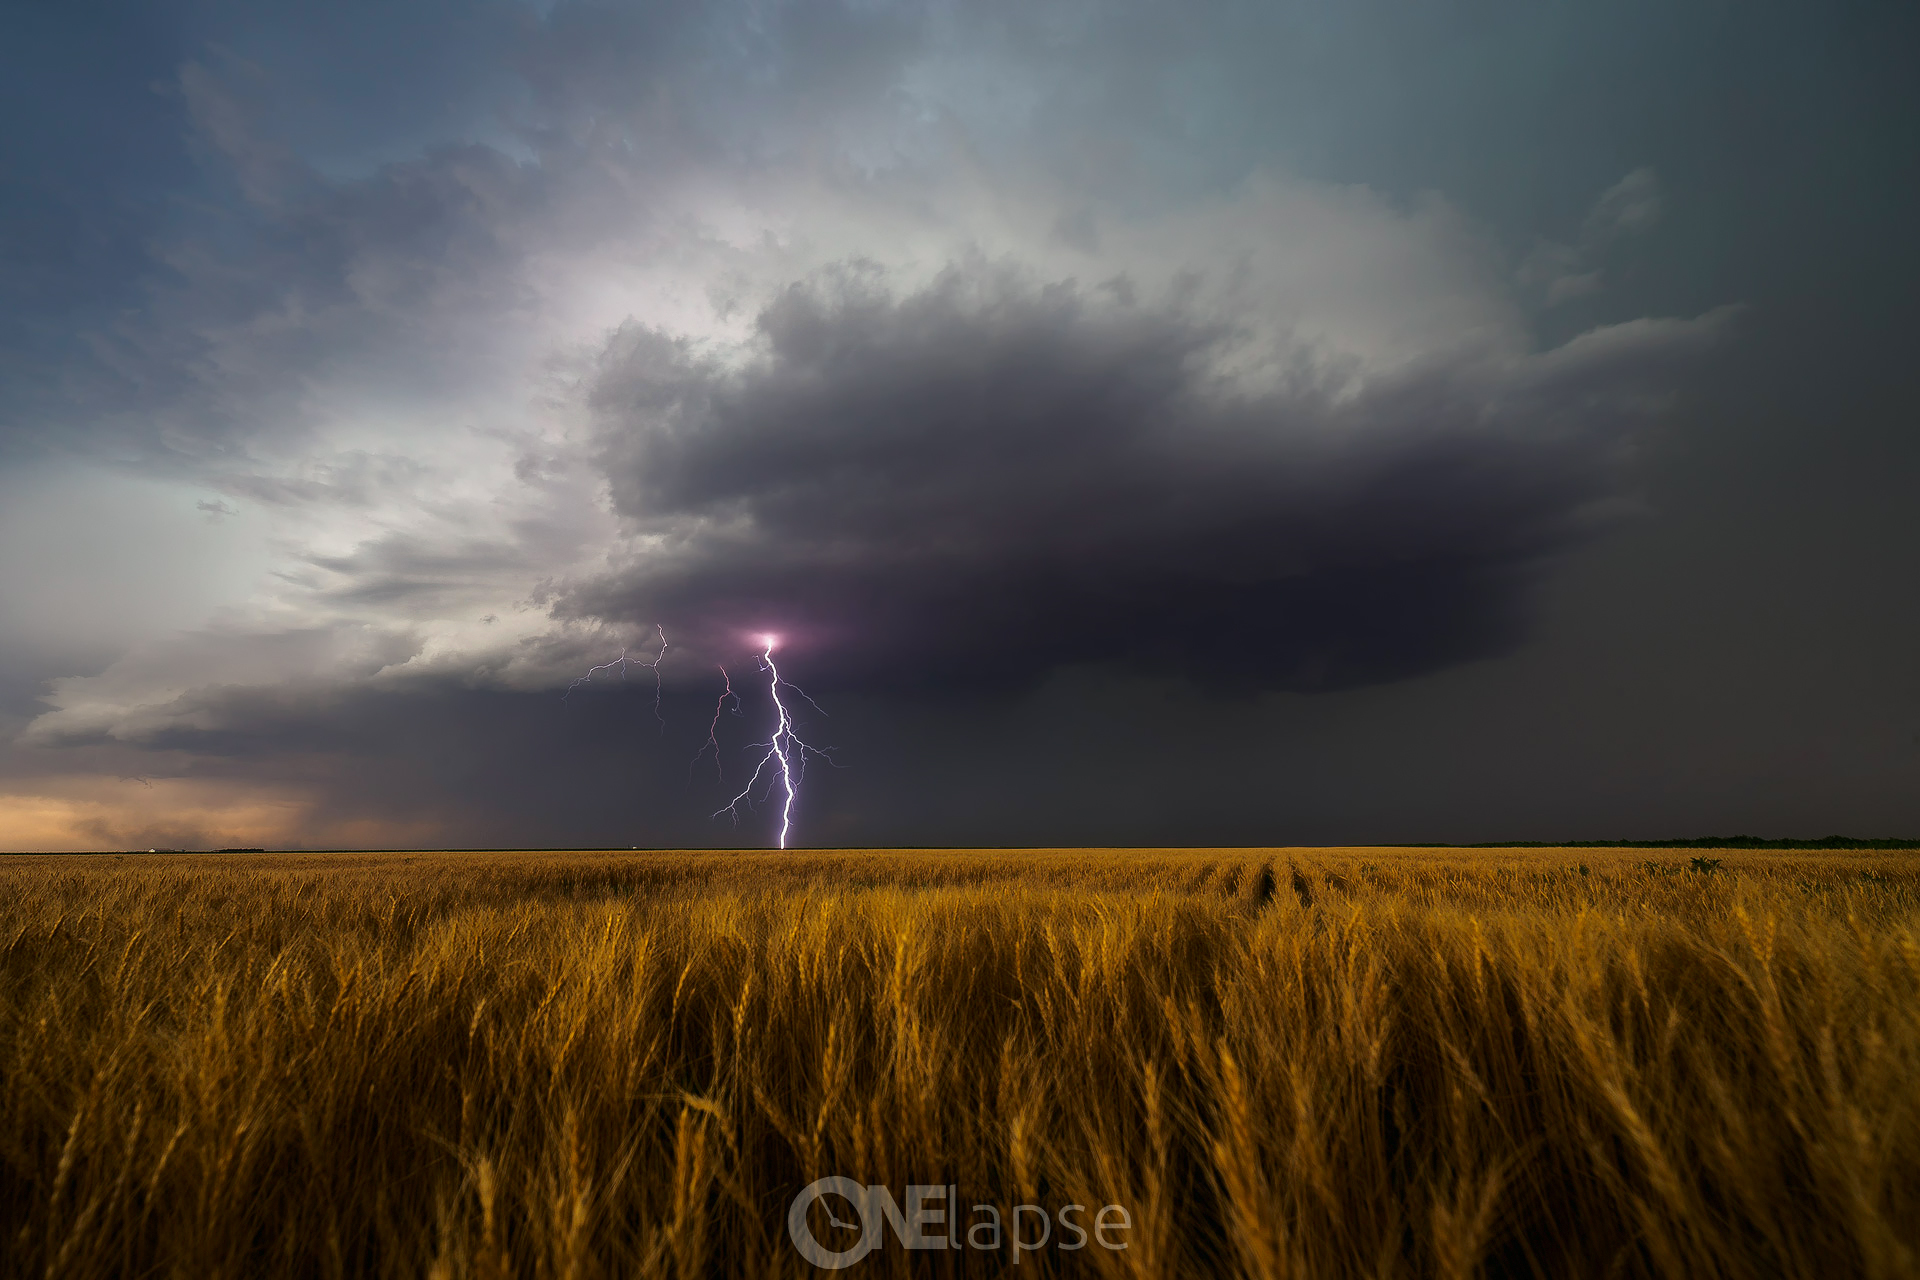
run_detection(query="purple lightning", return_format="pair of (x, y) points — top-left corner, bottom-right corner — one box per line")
(714, 635), (834, 849)
(566, 624), (669, 727)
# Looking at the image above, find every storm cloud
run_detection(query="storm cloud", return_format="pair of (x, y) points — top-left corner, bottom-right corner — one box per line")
(575, 259), (1726, 692)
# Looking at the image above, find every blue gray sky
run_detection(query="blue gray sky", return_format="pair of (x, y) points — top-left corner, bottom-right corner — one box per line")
(2, 0), (1916, 850)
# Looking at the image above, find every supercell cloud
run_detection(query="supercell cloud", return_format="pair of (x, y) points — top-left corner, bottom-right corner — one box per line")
(579, 249), (1725, 691)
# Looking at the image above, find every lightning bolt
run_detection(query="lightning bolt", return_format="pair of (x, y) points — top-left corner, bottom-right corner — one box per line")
(690, 664), (738, 783)
(566, 624), (670, 728)
(714, 635), (834, 849)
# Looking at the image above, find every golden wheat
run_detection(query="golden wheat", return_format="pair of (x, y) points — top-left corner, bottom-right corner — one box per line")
(2, 847), (1917, 1279)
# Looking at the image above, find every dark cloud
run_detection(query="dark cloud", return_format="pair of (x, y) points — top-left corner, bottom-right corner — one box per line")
(572, 263), (1725, 693)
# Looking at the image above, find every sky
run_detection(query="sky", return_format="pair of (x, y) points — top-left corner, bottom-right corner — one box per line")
(2, 0), (1916, 851)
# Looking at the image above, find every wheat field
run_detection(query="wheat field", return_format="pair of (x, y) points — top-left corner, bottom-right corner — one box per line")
(3, 846), (1917, 1279)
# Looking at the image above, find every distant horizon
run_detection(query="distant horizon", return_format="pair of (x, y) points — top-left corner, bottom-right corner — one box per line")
(16, 835), (1920, 857)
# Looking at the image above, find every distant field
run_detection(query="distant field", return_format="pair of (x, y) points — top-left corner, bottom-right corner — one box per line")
(4, 847), (1917, 1278)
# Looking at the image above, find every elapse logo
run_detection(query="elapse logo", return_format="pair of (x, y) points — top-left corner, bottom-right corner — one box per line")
(787, 1178), (1133, 1268)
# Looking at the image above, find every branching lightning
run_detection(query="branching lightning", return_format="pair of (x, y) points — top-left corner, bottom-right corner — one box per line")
(566, 627), (834, 849)
(690, 664), (738, 783)
(713, 635), (834, 849)
(566, 624), (670, 728)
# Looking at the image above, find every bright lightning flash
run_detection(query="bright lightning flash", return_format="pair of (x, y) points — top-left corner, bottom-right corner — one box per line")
(714, 635), (834, 849)
(567, 624), (670, 727)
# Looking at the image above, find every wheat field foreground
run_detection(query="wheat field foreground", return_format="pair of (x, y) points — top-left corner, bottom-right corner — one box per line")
(4, 848), (1919, 1280)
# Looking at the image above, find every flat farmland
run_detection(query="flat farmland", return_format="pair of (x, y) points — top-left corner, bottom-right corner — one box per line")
(3, 847), (1917, 1279)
